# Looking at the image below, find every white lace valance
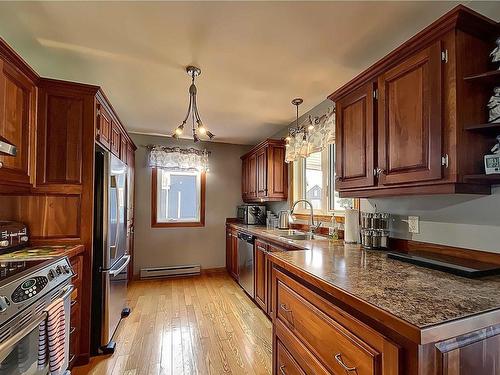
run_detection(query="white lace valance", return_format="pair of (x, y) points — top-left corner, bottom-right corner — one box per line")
(148, 146), (210, 172)
(285, 106), (335, 162)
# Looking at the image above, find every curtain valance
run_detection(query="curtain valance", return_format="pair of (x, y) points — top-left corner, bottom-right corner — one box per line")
(285, 106), (335, 162)
(147, 145), (210, 172)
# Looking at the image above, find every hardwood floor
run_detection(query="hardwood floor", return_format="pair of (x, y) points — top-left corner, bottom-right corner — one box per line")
(73, 272), (272, 375)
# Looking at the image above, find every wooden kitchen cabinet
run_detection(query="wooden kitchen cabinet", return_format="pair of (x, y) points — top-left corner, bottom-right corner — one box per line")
(329, 6), (498, 197)
(226, 227), (239, 280)
(241, 139), (287, 202)
(96, 102), (111, 148)
(377, 41), (443, 186)
(247, 153), (257, 199)
(36, 79), (94, 188)
(0, 58), (36, 190)
(254, 239), (267, 311)
(256, 148), (267, 197)
(110, 121), (121, 157)
(335, 81), (376, 190)
(273, 267), (400, 375)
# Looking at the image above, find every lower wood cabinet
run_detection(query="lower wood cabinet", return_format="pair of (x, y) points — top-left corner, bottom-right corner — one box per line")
(254, 239), (267, 311)
(225, 227), (239, 280)
(69, 254), (83, 368)
(273, 267), (400, 375)
(276, 339), (307, 375)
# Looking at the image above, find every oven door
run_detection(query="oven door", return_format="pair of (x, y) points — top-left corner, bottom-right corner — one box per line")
(0, 312), (49, 375)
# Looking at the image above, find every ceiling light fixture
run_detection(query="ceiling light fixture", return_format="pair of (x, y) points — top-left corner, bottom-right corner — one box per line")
(172, 66), (215, 142)
(285, 98), (305, 147)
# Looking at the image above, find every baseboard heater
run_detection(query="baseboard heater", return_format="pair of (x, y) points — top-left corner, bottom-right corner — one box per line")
(140, 265), (201, 279)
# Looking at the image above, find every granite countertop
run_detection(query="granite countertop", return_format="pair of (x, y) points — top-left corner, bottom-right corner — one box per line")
(0, 244), (84, 261)
(228, 223), (500, 330)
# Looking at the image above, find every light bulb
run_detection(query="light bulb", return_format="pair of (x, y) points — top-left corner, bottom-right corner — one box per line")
(308, 124), (314, 131)
(198, 125), (207, 134)
(175, 126), (184, 135)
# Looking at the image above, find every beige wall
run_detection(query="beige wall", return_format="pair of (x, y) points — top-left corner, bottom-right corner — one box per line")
(130, 133), (250, 275)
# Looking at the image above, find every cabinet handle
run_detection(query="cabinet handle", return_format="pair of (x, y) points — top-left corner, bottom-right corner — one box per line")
(335, 176), (343, 182)
(71, 300), (77, 307)
(279, 364), (286, 374)
(375, 168), (386, 176)
(334, 353), (356, 372)
(69, 326), (76, 335)
(0, 162), (3, 168)
(279, 303), (292, 313)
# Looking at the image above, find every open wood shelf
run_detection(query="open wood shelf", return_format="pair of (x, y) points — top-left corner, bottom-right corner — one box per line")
(465, 122), (500, 132)
(463, 69), (500, 84)
(463, 174), (500, 185)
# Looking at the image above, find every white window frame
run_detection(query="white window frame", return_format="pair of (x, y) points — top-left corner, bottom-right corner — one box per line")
(292, 144), (350, 217)
(153, 169), (205, 226)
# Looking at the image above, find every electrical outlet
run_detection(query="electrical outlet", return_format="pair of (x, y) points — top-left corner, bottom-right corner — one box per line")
(408, 216), (420, 234)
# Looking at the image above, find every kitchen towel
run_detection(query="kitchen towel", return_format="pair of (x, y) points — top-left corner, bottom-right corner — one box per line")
(344, 208), (360, 244)
(38, 298), (66, 374)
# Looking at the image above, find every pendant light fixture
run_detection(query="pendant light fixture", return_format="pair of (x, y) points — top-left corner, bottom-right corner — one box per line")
(285, 98), (308, 147)
(172, 66), (215, 142)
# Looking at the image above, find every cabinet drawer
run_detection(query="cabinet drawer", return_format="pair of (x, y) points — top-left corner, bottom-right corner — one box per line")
(277, 339), (306, 375)
(277, 279), (378, 375)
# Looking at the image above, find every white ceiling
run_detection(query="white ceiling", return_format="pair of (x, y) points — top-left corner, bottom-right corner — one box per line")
(0, 1), (498, 145)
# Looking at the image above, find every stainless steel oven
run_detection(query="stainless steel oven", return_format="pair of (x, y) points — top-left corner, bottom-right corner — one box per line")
(0, 258), (74, 375)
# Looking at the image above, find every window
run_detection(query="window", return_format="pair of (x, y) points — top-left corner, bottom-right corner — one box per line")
(151, 168), (206, 227)
(292, 144), (353, 216)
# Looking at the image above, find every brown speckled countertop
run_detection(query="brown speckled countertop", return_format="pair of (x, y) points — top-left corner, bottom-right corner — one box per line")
(229, 223), (500, 334)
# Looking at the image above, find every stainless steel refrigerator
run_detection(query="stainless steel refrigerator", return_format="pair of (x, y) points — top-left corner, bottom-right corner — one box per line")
(91, 146), (131, 355)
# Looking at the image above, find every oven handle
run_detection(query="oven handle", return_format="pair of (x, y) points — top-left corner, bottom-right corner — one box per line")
(0, 311), (48, 360)
(59, 284), (75, 301)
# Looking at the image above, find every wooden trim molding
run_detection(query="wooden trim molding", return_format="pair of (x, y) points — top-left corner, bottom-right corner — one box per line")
(151, 168), (206, 228)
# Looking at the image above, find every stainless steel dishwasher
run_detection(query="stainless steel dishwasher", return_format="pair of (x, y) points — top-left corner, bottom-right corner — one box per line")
(237, 232), (254, 298)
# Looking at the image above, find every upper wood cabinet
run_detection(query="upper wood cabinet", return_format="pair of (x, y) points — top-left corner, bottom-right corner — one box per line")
(96, 102), (111, 148)
(36, 80), (93, 188)
(329, 6), (499, 197)
(95, 95), (135, 166)
(241, 139), (288, 202)
(377, 41), (443, 186)
(335, 81), (375, 190)
(0, 59), (36, 190)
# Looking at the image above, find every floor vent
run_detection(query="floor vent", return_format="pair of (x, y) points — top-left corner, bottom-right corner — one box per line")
(140, 265), (201, 279)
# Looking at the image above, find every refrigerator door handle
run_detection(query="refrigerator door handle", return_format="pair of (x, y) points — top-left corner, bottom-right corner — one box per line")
(109, 255), (131, 277)
(109, 176), (120, 260)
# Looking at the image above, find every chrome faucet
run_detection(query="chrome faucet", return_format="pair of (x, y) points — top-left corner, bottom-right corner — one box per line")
(289, 199), (321, 234)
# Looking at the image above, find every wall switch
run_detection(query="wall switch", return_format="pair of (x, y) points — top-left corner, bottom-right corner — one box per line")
(408, 216), (420, 234)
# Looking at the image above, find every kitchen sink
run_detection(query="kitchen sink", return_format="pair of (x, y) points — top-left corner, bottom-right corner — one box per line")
(279, 233), (326, 241)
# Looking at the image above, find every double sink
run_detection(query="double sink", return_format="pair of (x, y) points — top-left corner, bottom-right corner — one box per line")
(268, 229), (327, 241)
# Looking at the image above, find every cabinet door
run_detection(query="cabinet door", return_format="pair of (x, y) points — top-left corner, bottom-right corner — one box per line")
(37, 84), (87, 186)
(0, 60), (36, 187)
(120, 136), (127, 162)
(110, 121), (121, 156)
(226, 229), (233, 275)
(231, 233), (239, 280)
(96, 102), (111, 148)
(335, 81), (375, 190)
(256, 148), (267, 197)
(377, 41), (442, 185)
(254, 240), (267, 311)
(267, 144), (287, 200)
(241, 158), (248, 199)
(247, 153), (257, 199)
